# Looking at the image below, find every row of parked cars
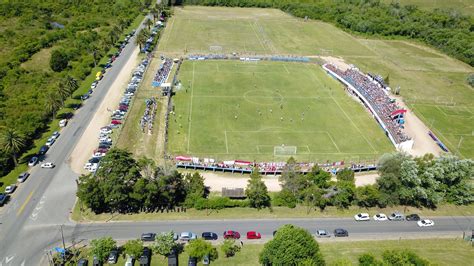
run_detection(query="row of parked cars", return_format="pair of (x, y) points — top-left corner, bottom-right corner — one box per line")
(354, 212), (434, 227)
(84, 56), (149, 172)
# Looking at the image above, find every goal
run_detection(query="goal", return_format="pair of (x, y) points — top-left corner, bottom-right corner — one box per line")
(274, 145), (297, 156)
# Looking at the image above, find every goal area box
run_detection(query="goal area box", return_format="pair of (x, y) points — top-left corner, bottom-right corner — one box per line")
(274, 145), (297, 156)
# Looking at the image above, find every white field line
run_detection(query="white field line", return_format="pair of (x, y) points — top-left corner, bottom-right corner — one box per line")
(248, 20), (268, 53)
(326, 132), (341, 153)
(192, 95), (333, 99)
(283, 64), (290, 74)
(330, 96), (378, 153)
(224, 130), (229, 154)
(161, 16), (175, 51)
(186, 62), (195, 153)
(186, 152), (377, 155)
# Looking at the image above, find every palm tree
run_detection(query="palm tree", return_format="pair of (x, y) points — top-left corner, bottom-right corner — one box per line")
(0, 128), (25, 166)
(65, 76), (79, 94)
(108, 26), (120, 45)
(135, 29), (147, 51)
(45, 92), (63, 119)
(57, 82), (70, 103)
(150, 8), (158, 23)
(145, 18), (153, 30)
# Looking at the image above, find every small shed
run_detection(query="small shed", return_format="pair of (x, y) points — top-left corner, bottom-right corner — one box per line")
(222, 187), (246, 199)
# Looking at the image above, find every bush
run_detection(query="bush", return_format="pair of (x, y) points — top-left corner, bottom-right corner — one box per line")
(221, 239), (241, 258)
(272, 189), (297, 208)
(194, 197), (249, 210)
(50, 49), (69, 72)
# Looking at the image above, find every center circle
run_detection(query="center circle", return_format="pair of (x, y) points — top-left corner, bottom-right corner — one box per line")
(243, 89), (284, 105)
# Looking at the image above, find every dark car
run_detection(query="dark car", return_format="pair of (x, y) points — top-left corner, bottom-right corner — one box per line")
(39, 145), (49, 155)
(92, 256), (101, 266)
(141, 233), (156, 241)
(18, 172), (30, 183)
(81, 93), (90, 100)
(77, 258), (88, 266)
(188, 257), (197, 266)
(223, 230), (240, 239)
(107, 250), (118, 264)
(140, 247), (151, 265)
(334, 228), (349, 237)
(406, 214), (421, 221)
(89, 157), (101, 164)
(0, 193), (9, 206)
(201, 232), (218, 240)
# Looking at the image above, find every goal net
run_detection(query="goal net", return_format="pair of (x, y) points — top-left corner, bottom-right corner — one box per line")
(274, 145), (297, 156)
(209, 45), (222, 52)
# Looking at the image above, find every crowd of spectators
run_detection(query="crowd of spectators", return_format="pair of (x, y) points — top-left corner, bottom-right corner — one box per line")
(175, 157), (377, 175)
(325, 64), (410, 143)
(140, 97), (157, 134)
(153, 58), (173, 86)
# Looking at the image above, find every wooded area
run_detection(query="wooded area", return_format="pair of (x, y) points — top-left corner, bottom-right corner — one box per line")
(0, 1), (146, 177)
(182, 0), (473, 67)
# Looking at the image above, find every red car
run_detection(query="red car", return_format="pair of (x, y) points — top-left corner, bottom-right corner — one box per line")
(246, 231), (261, 239)
(223, 230), (240, 239)
(111, 120), (122, 125)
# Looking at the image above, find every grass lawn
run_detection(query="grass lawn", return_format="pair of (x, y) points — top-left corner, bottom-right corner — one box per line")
(158, 6), (474, 159)
(71, 198), (473, 222)
(73, 239), (472, 265)
(167, 60), (393, 162)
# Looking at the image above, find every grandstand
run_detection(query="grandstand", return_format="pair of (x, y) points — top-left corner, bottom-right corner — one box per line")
(323, 64), (414, 152)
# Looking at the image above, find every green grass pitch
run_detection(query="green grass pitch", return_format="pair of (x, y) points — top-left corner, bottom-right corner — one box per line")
(167, 60), (394, 162)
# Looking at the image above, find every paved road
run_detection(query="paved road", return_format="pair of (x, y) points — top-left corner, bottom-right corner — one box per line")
(0, 16), (150, 266)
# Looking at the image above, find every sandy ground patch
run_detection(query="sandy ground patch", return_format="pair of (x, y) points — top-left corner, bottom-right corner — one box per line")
(319, 56), (351, 70)
(393, 96), (441, 157)
(69, 47), (140, 174)
(182, 171), (378, 192)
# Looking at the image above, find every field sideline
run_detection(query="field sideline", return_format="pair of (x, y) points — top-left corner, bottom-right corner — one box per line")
(167, 60), (393, 162)
(158, 6), (473, 158)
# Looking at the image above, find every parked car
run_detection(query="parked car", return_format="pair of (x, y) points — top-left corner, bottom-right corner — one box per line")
(334, 228), (349, 237)
(201, 232), (218, 240)
(417, 219), (434, 227)
(124, 256), (134, 266)
(59, 119), (67, 127)
(0, 193), (9, 206)
(88, 157), (101, 164)
(246, 231), (261, 239)
(28, 156), (39, 166)
(179, 232), (197, 241)
(39, 145), (49, 155)
(46, 137), (55, 147)
(77, 258), (88, 266)
(140, 247), (151, 265)
(81, 94), (90, 100)
(51, 131), (60, 139)
(5, 184), (17, 194)
(40, 162), (55, 168)
(388, 212), (405, 221)
(107, 250), (118, 264)
(188, 257), (197, 266)
(92, 152), (106, 158)
(316, 229), (330, 238)
(141, 233), (156, 241)
(406, 214), (421, 221)
(373, 213), (388, 221)
(354, 213), (370, 221)
(92, 256), (100, 266)
(111, 120), (122, 125)
(223, 230), (240, 239)
(18, 172), (30, 183)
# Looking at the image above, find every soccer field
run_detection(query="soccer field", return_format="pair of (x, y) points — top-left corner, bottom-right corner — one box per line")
(167, 60), (393, 162)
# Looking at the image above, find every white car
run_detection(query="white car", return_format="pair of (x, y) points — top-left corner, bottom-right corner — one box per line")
(84, 162), (98, 170)
(417, 219), (434, 227)
(100, 128), (112, 134)
(99, 137), (112, 143)
(40, 162), (55, 168)
(179, 232), (197, 241)
(51, 131), (60, 139)
(92, 152), (106, 158)
(88, 164), (98, 172)
(59, 119), (67, 127)
(373, 213), (388, 221)
(45, 137), (55, 147)
(315, 229), (330, 238)
(5, 184), (17, 194)
(354, 213), (370, 221)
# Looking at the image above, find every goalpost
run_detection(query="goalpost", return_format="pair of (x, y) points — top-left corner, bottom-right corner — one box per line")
(274, 145), (297, 156)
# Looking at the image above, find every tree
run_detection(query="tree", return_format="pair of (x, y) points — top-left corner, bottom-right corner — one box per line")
(358, 253), (382, 266)
(332, 179), (355, 209)
(184, 172), (209, 207)
(259, 224), (324, 265)
(145, 18), (153, 29)
(186, 239), (218, 262)
(90, 237), (117, 262)
(336, 168), (354, 183)
(279, 157), (301, 197)
(272, 189), (297, 208)
(467, 73), (474, 87)
(302, 185), (327, 213)
(57, 82), (71, 103)
(376, 153), (410, 206)
(45, 91), (63, 119)
(123, 239), (144, 259)
(245, 169), (271, 209)
(0, 128), (25, 166)
(355, 185), (380, 208)
(382, 249), (429, 265)
(50, 49), (69, 72)
(64, 75), (79, 95)
(77, 174), (106, 213)
(221, 239), (241, 258)
(135, 29), (148, 51)
(153, 231), (180, 257)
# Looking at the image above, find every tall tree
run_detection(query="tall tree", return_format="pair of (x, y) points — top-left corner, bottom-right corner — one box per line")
(90, 237), (117, 262)
(186, 239), (218, 262)
(245, 169), (271, 209)
(45, 91), (62, 119)
(65, 75), (79, 95)
(123, 239), (144, 259)
(259, 224), (324, 265)
(0, 128), (25, 166)
(135, 29), (147, 51)
(145, 18), (153, 30)
(153, 231), (180, 257)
